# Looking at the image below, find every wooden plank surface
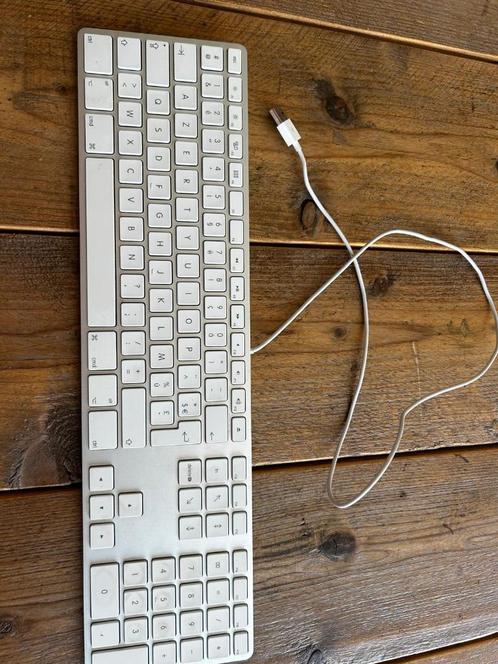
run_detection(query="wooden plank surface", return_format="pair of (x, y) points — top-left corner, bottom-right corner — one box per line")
(1, 448), (498, 663)
(2, 232), (498, 489)
(3, 1), (498, 252)
(400, 635), (498, 663)
(187, 0), (498, 61)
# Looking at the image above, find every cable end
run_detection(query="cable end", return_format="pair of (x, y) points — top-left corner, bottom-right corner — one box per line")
(269, 106), (301, 148)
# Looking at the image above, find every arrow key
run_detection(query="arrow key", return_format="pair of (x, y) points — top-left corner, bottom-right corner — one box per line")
(179, 515), (202, 540)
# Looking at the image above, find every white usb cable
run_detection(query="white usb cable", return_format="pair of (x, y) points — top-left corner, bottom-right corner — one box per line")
(251, 108), (498, 509)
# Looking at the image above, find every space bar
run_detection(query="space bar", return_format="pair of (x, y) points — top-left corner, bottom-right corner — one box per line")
(85, 157), (116, 327)
(92, 646), (148, 664)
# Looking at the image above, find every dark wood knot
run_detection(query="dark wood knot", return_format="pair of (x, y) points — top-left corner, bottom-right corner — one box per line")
(318, 531), (356, 561)
(367, 272), (397, 297)
(315, 79), (355, 126)
(300, 198), (324, 236)
(0, 616), (18, 639)
(307, 648), (326, 664)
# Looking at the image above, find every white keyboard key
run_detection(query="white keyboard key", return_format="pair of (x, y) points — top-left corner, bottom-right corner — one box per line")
(147, 89), (170, 115)
(232, 388), (246, 414)
(228, 76), (243, 102)
(91, 620), (120, 648)
(119, 159), (143, 184)
(122, 388), (146, 447)
(230, 219), (244, 244)
(88, 331), (117, 371)
(232, 417), (247, 442)
(176, 227), (199, 251)
(202, 73), (223, 98)
(205, 405), (229, 442)
(204, 240), (226, 264)
(118, 36), (141, 70)
(151, 400), (174, 425)
(178, 365), (201, 390)
(201, 45), (223, 71)
(119, 492), (143, 517)
(90, 563), (119, 619)
(175, 85), (197, 110)
(229, 133), (243, 158)
(230, 190), (244, 216)
(175, 113), (198, 138)
(148, 175), (171, 200)
(175, 141), (198, 166)
(207, 578), (229, 602)
(181, 610), (203, 636)
(180, 582), (203, 606)
(202, 129), (224, 154)
(205, 323), (227, 347)
(148, 146), (171, 171)
(174, 42), (197, 82)
(228, 47), (242, 74)
(150, 288), (173, 313)
(149, 203), (172, 228)
(179, 392), (201, 417)
(232, 511), (247, 535)
(85, 114), (113, 154)
(120, 245), (144, 269)
(181, 638), (204, 663)
(177, 281), (200, 305)
(124, 588), (147, 615)
(149, 261), (173, 285)
(152, 558), (175, 583)
(152, 586), (176, 612)
(150, 317), (173, 342)
(203, 157), (224, 181)
(92, 647), (148, 664)
(119, 130), (142, 156)
(203, 185), (225, 210)
(118, 101), (142, 127)
(150, 344), (174, 368)
(231, 360), (246, 384)
(208, 634), (230, 659)
(233, 550), (248, 574)
(180, 555), (203, 579)
(84, 33), (113, 75)
(207, 607), (230, 632)
(205, 378), (228, 402)
(120, 274), (145, 300)
(230, 248), (244, 273)
(179, 517), (203, 541)
(177, 253), (200, 277)
(204, 268), (226, 292)
(230, 277), (245, 301)
(152, 614), (176, 640)
(89, 466), (114, 492)
(88, 411), (117, 450)
(120, 188), (143, 214)
(179, 489), (202, 514)
(202, 101), (224, 126)
(146, 40), (169, 86)
(178, 338), (201, 361)
(124, 560), (148, 586)
(147, 117), (171, 143)
(176, 169), (198, 194)
(206, 458), (228, 483)
(89, 494), (114, 521)
(85, 77), (113, 111)
(178, 310), (201, 333)
(232, 457), (247, 481)
(153, 642), (176, 664)
(206, 485), (229, 510)
(90, 522), (115, 549)
(231, 332), (245, 357)
(178, 460), (202, 485)
(205, 350), (227, 374)
(122, 359), (146, 383)
(118, 72), (142, 98)
(229, 161), (243, 187)
(228, 104), (243, 130)
(124, 617), (148, 643)
(176, 198), (199, 222)
(151, 421), (202, 446)
(233, 604), (249, 629)
(207, 552), (229, 577)
(151, 372), (175, 397)
(233, 631), (249, 657)
(233, 577), (248, 601)
(88, 374), (117, 407)
(204, 296), (227, 319)
(203, 213), (225, 237)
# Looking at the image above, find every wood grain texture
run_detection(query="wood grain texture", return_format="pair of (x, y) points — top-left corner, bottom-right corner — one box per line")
(399, 635), (498, 663)
(3, 1), (498, 251)
(1, 448), (498, 663)
(187, 0), (498, 60)
(2, 232), (498, 489)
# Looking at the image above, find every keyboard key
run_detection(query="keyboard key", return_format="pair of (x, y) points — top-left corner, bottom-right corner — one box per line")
(152, 558), (175, 583)
(118, 101), (142, 127)
(118, 36), (141, 71)
(121, 388), (146, 448)
(122, 359), (146, 383)
(232, 511), (247, 535)
(121, 330), (146, 354)
(229, 190), (244, 216)
(202, 129), (224, 154)
(180, 638), (204, 663)
(179, 516), (203, 541)
(232, 416), (247, 442)
(149, 203), (172, 228)
(118, 72), (142, 99)
(146, 40), (169, 87)
(202, 101), (224, 126)
(175, 85), (197, 110)
(176, 227), (200, 251)
(178, 365), (201, 389)
(178, 460), (202, 485)
(201, 45), (223, 71)
(151, 400), (174, 425)
(176, 198), (199, 222)
(207, 552), (229, 576)
(124, 587), (147, 615)
(119, 159), (143, 184)
(178, 392), (201, 417)
(203, 186), (225, 210)
(208, 634), (230, 658)
(88, 410), (117, 450)
(178, 310), (201, 333)
(121, 302), (145, 326)
(89, 466), (114, 491)
(89, 494), (114, 521)
(228, 76), (243, 102)
(174, 42), (197, 82)
(175, 113), (198, 138)
(205, 378), (228, 402)
(233, 631), (250, 657)
(150, 344), (174, 368)
(92, 646), (148, 664)
(88, 374), (117, 407)
(90, 522), (115, 549)
(175, 141), (198, 166)
(85, 113), (114, 154)
(206, 485), (229, 510)
(85, 77), (113, 111)
(153, 642), (176, 664)
(205, 324), (227, 348)
(229, 162), (243, 187)
(148, 175), (171, 200)
(147, 117), (171, 143)
(203, 157), (224, 181)
(231, 332), (245, 356)
(232, 485), (247, 508)
(84, 33), (113, 75)
(206, 457), (228, 482)
(229, 133), (243, 158)
(119, 130), (142, 155)
(91, 620), (120, 648)
(207, 607), (230, 632)
(233, 604), (249, 629)
(124, 617), (148, 643)
(147, 89), (170, 115)
(232, 388), (246, 414)
(203, 213), (226, 236)
(152, 614), (176, 640)
(176, 169), (198, 194)
(207, 578), (230, 602)
(90, 563), (119, 619)
(181, 610), (203, 636)
(152, 585), (176, 612)
(230, 218), (244, 244)
(232, 457), (247, 481)
(150, 288), (173, 313)
(228, 104), (243, 130)
(180, 555), (203, 579)
(180, 582), (203, 606)
(204, 268), (226, 292)
(232, 551), (248, 574)
(177, 253), (200, 277)
(150, 372), (175, 396)
(228, 47), (242, 74)
(151, 421), (202, 446)
(202, 73), (223, 98)
(205, 350), (227, 374)
(178, 338), (201, 361)
(233, 576), (248, 601)
(123, 560), (147, 586)
(119, 492), (143, 517)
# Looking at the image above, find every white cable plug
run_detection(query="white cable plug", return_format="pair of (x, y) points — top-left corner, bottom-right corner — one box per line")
(253, 108), (498, 509)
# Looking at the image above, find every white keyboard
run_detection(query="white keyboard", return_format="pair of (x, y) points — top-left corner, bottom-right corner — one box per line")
(78, 28), (253, 664)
